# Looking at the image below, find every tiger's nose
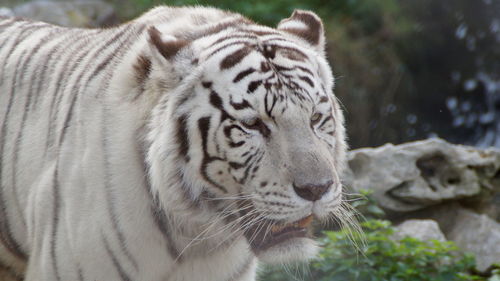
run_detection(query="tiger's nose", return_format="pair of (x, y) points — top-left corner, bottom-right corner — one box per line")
(293, 179), (333, 201)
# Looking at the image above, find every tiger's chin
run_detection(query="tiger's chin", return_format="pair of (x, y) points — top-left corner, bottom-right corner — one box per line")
(243, 215), (320, 264)
(255, 237), (319, 264)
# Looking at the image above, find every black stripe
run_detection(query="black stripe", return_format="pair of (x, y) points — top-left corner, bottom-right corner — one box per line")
(208, 34), (257, 48)
(198, 117), (228, 193)
(198, 117), (211, 154)
(51, 34), (98, 147)
(220, 46), (252, 70)
(272, 64), (294, 72)
(247, 80), (262, 93)
(88, 25), (146, 89)
(45, 30), (99, 152)
(205, 40), (250, 61)
(319, 115), (333, 128)
(150, 203), (182, 261)
(77, 267), (85, 281)
(201, 81), (212, 89)
(238, 151), (259, 184)
(296, 66), (314, 76)
(264, 92), (278, 118)
(22, 29), (60, 109)
(29, 30), (65, 110)
(229, 98), (252, 110)
(68, 27), (145, 272)
(0, 24), (41, 260)
(223, 124), (246, 138)
(189, 18), (252, 41)
(229, 161), (245, 169)
(250, 30), (280, 36)
(319, 96), (328, 103)
(267, 44), (308, 60)
(0, 188), (26, 259)
(280, 48), (307, 61)
(299, 75), (314, 88)
(131, 55), (152, 99)
(175, 115), (190, 161)
(57, 88), (79, 146)
(50, 169), (61, 281)
(102, 233), (132, 281)
(229, 140), (245, 147)
(209, 91), (224, 110)
(12, 29), (60, 224)
(56, 26), (139, 149)
(7, 46), (35, 219)
(209, 90), (234, 121)
(101, 116), (139, 270)
(0, 22), (39, 86)
(51, 29), (111, 119)
(32, 29), (73, 112)
(139, 145), (183, 261)
(76, 28), (144, 271)
(233, 67), (255, 83)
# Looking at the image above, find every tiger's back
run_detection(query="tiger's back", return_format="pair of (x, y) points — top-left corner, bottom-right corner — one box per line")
(0, 6), (349, 281)
(0, 14), (141, 270)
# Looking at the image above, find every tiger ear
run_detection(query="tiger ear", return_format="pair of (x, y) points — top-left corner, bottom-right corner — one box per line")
(148, 26), (189, 63)
(277, 10), (325, 54)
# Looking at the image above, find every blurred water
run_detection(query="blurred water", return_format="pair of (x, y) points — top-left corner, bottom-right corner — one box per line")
(473, 73), (500, 147)
(444, 3), (500, 148)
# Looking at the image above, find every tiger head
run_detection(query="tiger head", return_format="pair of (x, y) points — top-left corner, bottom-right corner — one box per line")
(145, 9), (348, 263)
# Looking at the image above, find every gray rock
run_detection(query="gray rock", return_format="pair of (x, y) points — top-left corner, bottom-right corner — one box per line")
(432, 207), (500, 272)
(344, 138), (500, 212)
(11, 1), (116, 27)
(392, 219), (446, 242)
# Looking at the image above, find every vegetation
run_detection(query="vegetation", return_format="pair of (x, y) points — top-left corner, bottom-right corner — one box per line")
(259, 190), (499, 281)
(260, 220), (483, 281)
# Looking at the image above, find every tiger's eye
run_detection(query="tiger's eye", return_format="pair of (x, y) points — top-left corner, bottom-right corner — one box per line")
(241, 118), (271, 137)
(311, 113), (322, 124)
(242, 118), (260, 128)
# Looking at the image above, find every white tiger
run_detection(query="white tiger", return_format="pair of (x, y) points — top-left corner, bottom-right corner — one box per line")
(0, 6), (348, 281)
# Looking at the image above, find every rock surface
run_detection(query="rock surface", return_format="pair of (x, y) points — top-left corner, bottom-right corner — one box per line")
(429, 206), (500, 272)
(344, 139), (500, 271)
(392, 219), (446, 242)
(344, 138), (500, 212)
(6, 1), (117, 27)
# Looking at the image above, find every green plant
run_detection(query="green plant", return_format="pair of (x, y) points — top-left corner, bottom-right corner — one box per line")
(259, 190), (490, 281)
(260, 219), (484, 281)
(348, 189), (386, 220)
(317, 220), (482, 281)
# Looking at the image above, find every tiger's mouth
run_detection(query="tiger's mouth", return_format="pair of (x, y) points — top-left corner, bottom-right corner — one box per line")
(243, 214), (314, 252)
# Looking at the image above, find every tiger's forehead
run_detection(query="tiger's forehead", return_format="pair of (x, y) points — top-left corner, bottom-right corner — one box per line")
(197, 33), (326, 111)
(199, 29), (316, 69)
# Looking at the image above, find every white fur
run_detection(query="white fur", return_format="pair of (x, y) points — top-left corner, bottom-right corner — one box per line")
(0, 6), (347, 281)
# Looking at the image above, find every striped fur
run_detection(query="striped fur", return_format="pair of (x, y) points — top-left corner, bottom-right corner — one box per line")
(0, 6), (347, 281)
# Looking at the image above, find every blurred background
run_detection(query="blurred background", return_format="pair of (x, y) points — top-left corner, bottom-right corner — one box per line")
(2, 0), (500, 149)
